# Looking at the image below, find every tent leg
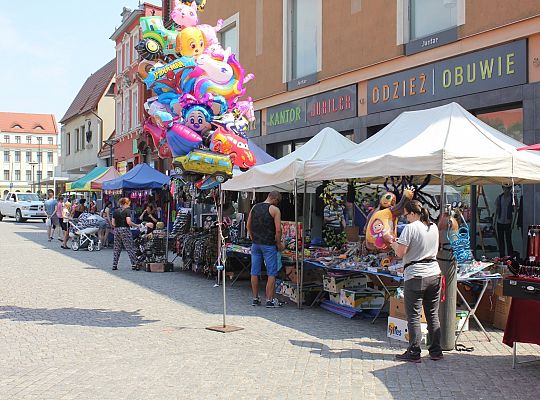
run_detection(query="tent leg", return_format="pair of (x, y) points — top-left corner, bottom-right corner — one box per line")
(300, 182), (307, 309)
(438, 174), (457, 351)
(294, 179), (300, 309)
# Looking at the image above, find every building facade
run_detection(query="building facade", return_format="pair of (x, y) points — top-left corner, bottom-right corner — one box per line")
(110, 3), (163, 175)
(197, 0), (540, 256)
(0, 112), (59, 196)
(60, 59), (116, 177)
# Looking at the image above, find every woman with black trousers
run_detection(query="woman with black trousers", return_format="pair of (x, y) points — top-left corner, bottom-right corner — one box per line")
(390, 200), (443, 363)
(111, 197), (139, 271)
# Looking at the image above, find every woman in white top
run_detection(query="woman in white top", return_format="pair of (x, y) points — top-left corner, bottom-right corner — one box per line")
(390, 199), (442, 363)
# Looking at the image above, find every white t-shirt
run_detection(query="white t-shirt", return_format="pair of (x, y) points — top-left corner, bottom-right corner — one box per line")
(397, 220), (441, 281)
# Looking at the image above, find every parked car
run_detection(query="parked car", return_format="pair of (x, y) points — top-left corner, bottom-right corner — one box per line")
(0, 192), (46, 223)
(173, 150), (233, 183)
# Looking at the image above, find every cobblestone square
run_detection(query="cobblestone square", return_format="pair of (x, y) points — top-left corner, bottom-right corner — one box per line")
(1, 221), (539, 399)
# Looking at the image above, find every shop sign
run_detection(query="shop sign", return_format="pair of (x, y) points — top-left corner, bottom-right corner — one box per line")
(266, 99), (307, 134)
(405, 27), (458, 56)
(306, 85), (357, 125)
(287, 72), (318, 92)
(368, 40), (527, 113)
(245, 110), (261, 137)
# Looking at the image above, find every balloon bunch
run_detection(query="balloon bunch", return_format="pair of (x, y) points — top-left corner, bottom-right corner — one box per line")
(135, 0), (256, 188)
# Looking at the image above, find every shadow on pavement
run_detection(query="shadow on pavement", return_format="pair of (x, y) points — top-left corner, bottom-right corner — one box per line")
(0, 305), (159, 328)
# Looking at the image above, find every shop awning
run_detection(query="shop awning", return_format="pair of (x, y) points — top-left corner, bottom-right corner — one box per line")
(102, 163), (169, 191)
(90, 167), (120, 190)
(66, 166), (109, 192)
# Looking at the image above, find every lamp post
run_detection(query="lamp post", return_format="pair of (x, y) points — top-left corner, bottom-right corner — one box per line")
(103, 138), (119, 167)
(37, 140), (42, 194)
(28, 161), (37, 193)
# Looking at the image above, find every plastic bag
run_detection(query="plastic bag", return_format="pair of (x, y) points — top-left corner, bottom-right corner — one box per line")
(45, 218), (51, 227)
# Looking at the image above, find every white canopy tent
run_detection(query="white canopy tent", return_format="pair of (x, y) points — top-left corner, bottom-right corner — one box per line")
(304, 102), (540, 185)
(222, 127), (358, 193)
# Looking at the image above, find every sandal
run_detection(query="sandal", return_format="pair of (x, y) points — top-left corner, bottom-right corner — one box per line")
(60, 245), (69, 249)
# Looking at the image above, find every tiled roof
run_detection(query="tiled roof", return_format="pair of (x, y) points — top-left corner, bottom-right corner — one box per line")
(0, 112), (58, 134)
(60, 59), (116, 124)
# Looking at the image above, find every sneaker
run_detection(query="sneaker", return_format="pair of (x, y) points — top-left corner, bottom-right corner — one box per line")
(48, 237), (52, 242)
(429, 352), (444, 361)
(252, 298), (261, 306)
(112, 266), (118, 271)
(395, 350), (421, 363)
(265, 299), (284, 308)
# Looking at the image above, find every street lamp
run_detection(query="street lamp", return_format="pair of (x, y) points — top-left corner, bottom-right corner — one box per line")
(28, 161), (37, 193)
(103, 138), (119, 167)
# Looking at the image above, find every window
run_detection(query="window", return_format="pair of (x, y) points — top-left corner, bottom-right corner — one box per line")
(37, 137), (42, 145)
(116, 99), (122, 135)
(36, 171), (42, 182)
(124, 40), (130, 69)
(116, 47), (122, 74)
(4, 135), (9, 143)
(26, 151), (31, 162)
(47, 152), (53, 163)
(287, 0), (322, 80)
(219, 14), (239, 59)
(409, 0), (458, 40)
(37, 152), (42, 163)
(66, 132), (71, 155)
(3, 170), (9, 180)
(14, 151), (20, 162)
(132, 30), (139, 63)
(75, 128), (80, 152)
(131, 86), (139, 128)
(123, 92), (130, 133)
(15, 136), (21, 144)
(476, 108), (523, 143)
(48, 137), (53, 145)
(47, 171), (53, 179)
(80, 126), (85, 149)
(3, 151), (9, 162)
(26, 170), (31, 182)
(26, 136), (31, 144)
(15, 170), (20, 181)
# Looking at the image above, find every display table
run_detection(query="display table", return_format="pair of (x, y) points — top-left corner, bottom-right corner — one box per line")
(225, 245), (251, 286)
(503, 298), (540, 368)
(455, 274), (501, 347)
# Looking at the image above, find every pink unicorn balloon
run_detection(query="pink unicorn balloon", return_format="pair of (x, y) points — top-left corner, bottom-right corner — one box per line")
(170, 1), (223, 46)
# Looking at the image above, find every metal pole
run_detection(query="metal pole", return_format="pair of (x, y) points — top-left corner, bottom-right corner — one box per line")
(437, 174), (458, 351)
(294, 179), (300, 308)
(300, 181), (307, 308)
(219, 186), (226, 327)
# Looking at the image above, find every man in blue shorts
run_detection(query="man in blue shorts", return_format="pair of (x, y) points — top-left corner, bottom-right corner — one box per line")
(247, 191), (284, 308)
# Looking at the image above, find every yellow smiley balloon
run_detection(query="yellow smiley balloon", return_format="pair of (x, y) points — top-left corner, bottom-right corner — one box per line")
(177, 26), (206, 57)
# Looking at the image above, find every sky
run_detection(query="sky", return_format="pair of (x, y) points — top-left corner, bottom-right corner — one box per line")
(0, 0), (160, 122)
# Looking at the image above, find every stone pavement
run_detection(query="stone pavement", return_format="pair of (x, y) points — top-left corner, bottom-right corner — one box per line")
(0, 221), (538, 400)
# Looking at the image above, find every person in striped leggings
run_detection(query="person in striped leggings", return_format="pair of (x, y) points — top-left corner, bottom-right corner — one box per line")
(111, 197), (139, 271)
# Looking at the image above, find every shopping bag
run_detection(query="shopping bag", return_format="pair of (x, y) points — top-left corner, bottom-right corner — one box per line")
(45, 218), (51, 227)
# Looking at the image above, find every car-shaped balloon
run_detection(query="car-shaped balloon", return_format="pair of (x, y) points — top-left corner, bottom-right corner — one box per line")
(173, 150), (233, 183)
(210, 127), (256, 171)
(136, 16), (179, 60)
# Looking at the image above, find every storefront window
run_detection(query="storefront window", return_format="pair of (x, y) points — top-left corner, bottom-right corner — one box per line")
(474, 107), (524, 258)
(267, 142), (292, 159)
(410, 0), (457, 40)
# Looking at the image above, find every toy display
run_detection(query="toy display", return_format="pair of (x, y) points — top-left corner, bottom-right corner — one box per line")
(365, 188), (414, 252)
(134, 0), (256, 184)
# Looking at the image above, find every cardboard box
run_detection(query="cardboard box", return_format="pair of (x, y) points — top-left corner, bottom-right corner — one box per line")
(387, 316), (427, 343)
(455, 309), (469, 332)
(146, 262), (173, 272)
(340, 287), (384, 310)
(328, 292), (340, 304)
(493, 292), (512, 330)
(389, 296), (427, 323)
(284, 266), (322, 284)
(323, 274), (368, 293)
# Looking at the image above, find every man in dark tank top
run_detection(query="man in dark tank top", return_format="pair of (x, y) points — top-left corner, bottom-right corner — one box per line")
(247, 191), (285, 308)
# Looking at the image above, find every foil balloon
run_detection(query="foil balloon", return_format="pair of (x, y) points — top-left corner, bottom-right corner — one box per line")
(179, 0), (207, 12)
(136, 16), (180, 60)
(176, 26), (206, 57)
(212, 112), (249, 138)
(143, 56), (197, 95)
(144, 120), (172, 159)
(365, 189), (414, 252)
(171, 2), (223, 46)
(166, 123), (203, 157)
(210, 126), (256, 171)
(185, 53), (254, 107)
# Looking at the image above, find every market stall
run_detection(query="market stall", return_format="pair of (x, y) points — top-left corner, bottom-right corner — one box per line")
(66, 166), (111, 192)
(302, 102), (540, 350)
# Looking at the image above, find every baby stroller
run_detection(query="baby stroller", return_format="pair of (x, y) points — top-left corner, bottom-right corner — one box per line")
(69, 213), (102, 251)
